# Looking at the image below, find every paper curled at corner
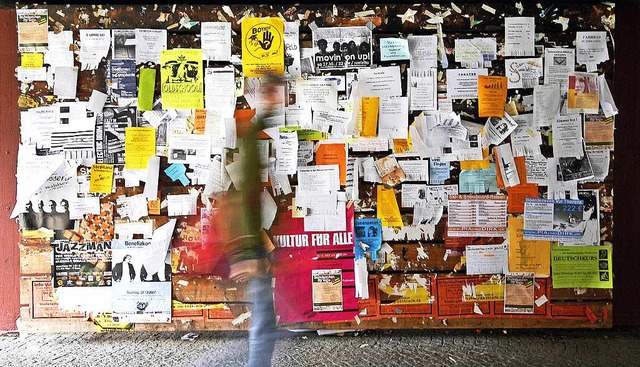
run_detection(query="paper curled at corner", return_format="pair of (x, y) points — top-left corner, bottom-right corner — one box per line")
(138, 219), (176, 267)
(598, 74), (618, 118)
(473, 303), (484, 315)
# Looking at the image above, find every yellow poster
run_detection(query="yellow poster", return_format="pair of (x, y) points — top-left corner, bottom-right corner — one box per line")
(172, 300), (227, 311)
(147, 199), (161, 215)
(379, 275), (432, 305)
(160, 49), (204, 109)
(508, 217), (550, 277)
(21, 53), (44, 68)
(361, 97), (379, 137)
(376, 185), (403, 227)
(478, 75), (507, 117)
(241, 17), (285, 77)
(89, 164), (114, 194)
(92, 313), (133, 333)
(124, 127), (156, 169)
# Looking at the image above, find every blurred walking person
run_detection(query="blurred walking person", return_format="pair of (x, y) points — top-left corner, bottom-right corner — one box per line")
(207, 78), (281, 367)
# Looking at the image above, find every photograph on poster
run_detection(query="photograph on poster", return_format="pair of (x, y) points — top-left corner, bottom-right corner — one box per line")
(312, 27), (372, 70)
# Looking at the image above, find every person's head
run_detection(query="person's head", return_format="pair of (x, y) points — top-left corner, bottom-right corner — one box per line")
(317, 39), (327, 51)
(332, 41), (340, 52)
(255, 76), (284, 124)
(359, 42), (370, 54)
(341, 42), (349, 53)
(123, 254), (132, 262)
(348, 41), (357, 53)
(575, 77), (587, 93)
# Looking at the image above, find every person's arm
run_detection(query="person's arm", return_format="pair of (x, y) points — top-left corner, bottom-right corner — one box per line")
(113, 263), (121, 281)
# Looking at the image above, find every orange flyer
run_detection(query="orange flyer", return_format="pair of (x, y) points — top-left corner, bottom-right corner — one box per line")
(495, 154), (527, 189)
(315, 143), (347, 185)
(478, 75), (508, 117)
(507, 183), (539, 213)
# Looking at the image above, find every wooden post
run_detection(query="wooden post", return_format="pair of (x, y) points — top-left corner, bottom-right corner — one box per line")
(0, 8), (21, 331)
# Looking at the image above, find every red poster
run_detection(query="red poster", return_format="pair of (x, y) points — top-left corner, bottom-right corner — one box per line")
(271, 205), (357, 323)
(436, 276), (492, 318)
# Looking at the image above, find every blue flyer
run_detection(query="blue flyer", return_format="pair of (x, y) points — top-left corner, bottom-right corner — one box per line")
(523, 198), (585, 240)
(354, 218), (382, 260)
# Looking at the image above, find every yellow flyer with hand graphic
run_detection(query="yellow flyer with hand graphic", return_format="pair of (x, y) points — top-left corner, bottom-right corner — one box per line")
(242, 17), (285, 77)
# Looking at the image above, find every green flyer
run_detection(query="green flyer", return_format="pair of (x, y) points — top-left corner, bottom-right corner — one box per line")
(551, 245), (612, 288)
(137, 68), (156, 111)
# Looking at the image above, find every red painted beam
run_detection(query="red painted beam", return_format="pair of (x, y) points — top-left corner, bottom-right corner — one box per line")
(0, 9), (21, 331)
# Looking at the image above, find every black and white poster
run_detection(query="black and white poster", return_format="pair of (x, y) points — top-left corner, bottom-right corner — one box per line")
(95, 106), (137, 164)
(312, 27), (372, 70)
(111, 29), (136, 60)
(52, 240), (113, 287)
(557, 144), (594, 182)
(111, 220), (175, 323)
(111, 239), (172, 323)
(19, 162), (76, 231)
(284, 22), (301, 78)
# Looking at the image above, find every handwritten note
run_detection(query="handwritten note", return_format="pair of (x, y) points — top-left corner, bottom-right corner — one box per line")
(21, 53), (44, 68)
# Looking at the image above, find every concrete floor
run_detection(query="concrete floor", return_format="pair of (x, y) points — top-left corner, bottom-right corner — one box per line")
(1, 328), (639, 366)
